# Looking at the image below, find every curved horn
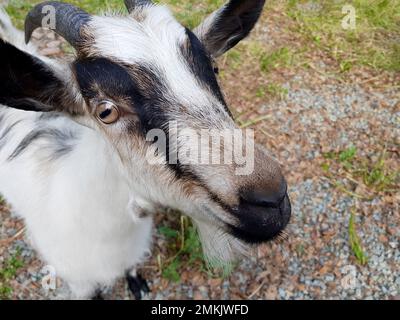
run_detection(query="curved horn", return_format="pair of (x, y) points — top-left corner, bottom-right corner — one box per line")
(25, 1), (91, 48)
(124, 0), (153, 13)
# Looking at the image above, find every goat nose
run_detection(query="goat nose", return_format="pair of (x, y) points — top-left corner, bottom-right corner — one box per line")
(232, 177), (291, 244)
(240, 179), (287, 209)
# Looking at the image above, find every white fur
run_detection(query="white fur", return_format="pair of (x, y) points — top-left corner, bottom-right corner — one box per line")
(0, 107), (153, 298)
(0, 11), (154, 297)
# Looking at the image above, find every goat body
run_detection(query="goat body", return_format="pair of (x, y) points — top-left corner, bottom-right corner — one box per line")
(0, 108), (153, 298)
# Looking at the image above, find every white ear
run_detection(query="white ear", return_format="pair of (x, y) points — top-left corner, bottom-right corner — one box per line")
(194, 0), (265, 58)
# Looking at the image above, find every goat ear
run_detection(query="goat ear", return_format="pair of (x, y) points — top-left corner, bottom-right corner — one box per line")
(194, 0), (265, 58)
(0, 39), (81, 114)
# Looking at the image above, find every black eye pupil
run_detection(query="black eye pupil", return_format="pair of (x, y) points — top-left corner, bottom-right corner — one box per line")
(214, 67), (219, 74)
(99, 108), (112, 119)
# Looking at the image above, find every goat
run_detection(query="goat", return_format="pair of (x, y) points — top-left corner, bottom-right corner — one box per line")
(0, 0), (291, 299)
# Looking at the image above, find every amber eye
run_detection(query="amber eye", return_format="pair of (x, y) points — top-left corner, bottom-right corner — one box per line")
(95, 101), (120, 124)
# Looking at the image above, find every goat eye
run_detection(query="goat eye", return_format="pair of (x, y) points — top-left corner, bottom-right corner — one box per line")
(95, 101), (120, 124)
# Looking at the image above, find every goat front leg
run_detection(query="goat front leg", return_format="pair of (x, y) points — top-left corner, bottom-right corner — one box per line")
(126, 198), (153, 300)
(126, 269), (150, 300)
(91, 290), (105, 300)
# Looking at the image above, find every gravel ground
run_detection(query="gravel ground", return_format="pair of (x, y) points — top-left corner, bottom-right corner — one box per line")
(0, 6), (399, 300)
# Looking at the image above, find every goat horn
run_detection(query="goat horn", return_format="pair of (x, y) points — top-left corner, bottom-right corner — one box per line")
(25, 1), (91, 48)
(124, 0), (153, 13)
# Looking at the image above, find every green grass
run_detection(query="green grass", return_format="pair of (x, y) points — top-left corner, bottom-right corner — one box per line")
(295, 243), (306, 257)
(358, 152), (399, 192)
(158, 216), (207, 282)
(322, 146), (398, 265)
(5, 0), (224, 29)
(260, 47), (294, 73)
(0, 249), (24, 300)
(225, 49), (243, 70)
(338, 146), (357, 163)
(265, 83), (289, 100)
(155, 0), (224, 28)
(256, 82), (289, 100)
(158, 215), (230, 282)
(322, 146), (399, 194)
(349, 210), (368, 265)
(238, 115), (271, 129)
(228, 41), (298, 76)
(283, 0), (400, 72)
(5, 0), (125, 28)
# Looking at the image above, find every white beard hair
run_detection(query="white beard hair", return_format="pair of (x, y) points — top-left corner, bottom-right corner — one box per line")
(194, 220), (254, 275)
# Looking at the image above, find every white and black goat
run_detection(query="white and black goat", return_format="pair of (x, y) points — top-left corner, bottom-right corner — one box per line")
(0, 0), (291, 299)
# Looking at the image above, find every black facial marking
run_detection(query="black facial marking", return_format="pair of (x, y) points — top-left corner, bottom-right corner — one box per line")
(74, 57), (138, 101)
(8, 128), (77, 161)
(74, 57), (171, 133)
(72, 58), (224, 186)
(0, 40), (77, 113)
(181, 28), (231, 115)
(74, 58), (190, 176)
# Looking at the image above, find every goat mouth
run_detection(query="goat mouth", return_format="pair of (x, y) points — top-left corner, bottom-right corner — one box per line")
(226, 194), (292, 244)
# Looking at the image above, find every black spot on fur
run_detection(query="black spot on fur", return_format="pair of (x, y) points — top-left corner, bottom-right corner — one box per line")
(8, 128), (77, 161)
(181, 28), (229, 112)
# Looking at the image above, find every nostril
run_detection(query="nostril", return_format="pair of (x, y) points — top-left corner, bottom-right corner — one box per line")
(240, 194), (282, 208)
(240, 181), (287, 209)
